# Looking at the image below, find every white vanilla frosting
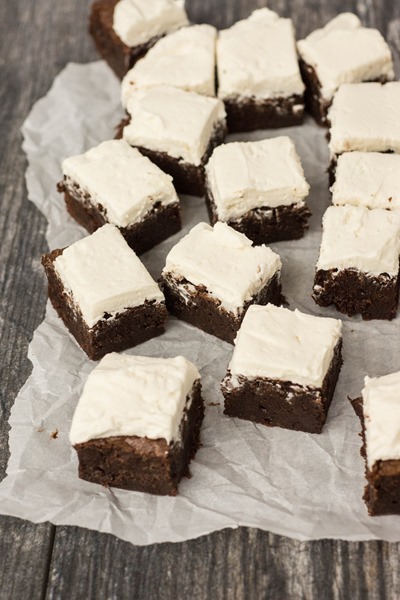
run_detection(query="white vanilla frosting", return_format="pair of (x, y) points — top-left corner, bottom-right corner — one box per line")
(316, 205), (400, 276)
(113, 0), (188, 48)
(163, 222), (282, 314)
(332, 152), (400, 210)
(121, 25), (217, 105)
(123, 85), (226, 166)
(54, 224), (164, 328)
(298, 13), (394, 101)
(362, 371), (400, 469)
(328, 82), (400, 157)
(217, 8), (304, 100)
(62, 140), (178, 228)
(228, 304), (342, 388)
(70, 353), (200, 445)
(205, 137), (310, 222)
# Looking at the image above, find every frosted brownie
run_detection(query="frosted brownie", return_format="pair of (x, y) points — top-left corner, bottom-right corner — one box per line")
(42, 224), (167, 360)
(331, 152), (400, 210)
(217, 8), (305, 132)
(222, 304), (343, 434)
(313, 205), (400, 320)
(120, 85), (227, 196)
(298, 13), (394, 126)
(89, 0), (188, 79)
(121, 24), (217, 105)
(352, 371), (400, 515)
(58, 140), (181, 255)
(70, 353), (204, 495)
(159, 222), (283, 343)
(205, 137), (310, 244)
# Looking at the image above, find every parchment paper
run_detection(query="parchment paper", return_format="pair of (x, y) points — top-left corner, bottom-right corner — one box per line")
(1, 61), (400, 544)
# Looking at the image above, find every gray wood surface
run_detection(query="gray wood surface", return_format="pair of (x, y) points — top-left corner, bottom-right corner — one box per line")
(1, 1), (400, 598)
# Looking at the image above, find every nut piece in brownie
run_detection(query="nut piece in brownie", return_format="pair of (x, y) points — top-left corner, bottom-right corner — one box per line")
(313, 205), (400, 320)
(120, 85), (227, 196)
(42, 224), (167, 360)
(331, 152), (400, 210)
(216, 8), (305, 132)
(297, 13), (394, 126)
(205, 137), (310, 244)
(121, 24), (217, 105)
(70, 353), (204, 496)
(58, 139), (181, 255)
(89, 0), (188, 79)
(159, 222), (283, 344)
(351, 371), (400, 516)
(222, 304), (343, 434)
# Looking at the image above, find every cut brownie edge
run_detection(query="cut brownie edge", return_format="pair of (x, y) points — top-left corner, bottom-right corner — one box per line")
(42, 249), (167, 360)
(313, 268), (400, 320)
(223, 93), (304, 132)
(222, 340), (342, 434)
(59, 182), (182, 255)
(75, 380), (204, 496)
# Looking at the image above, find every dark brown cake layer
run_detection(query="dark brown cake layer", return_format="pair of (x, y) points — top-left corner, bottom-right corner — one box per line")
(205, 187), (311, 244)
(89, 0), (162, 79)
(159, 272), (283, 344)
(313, 268), (400, 320)
(351, 397), (400, 516)
(58, 181), (182, 255)
(223, 93), (304, 133)
(117, 119), (227, 196)
(222, 340), (342, 434)
(42, 249), (167, 360)
(75, 380), (204, 496)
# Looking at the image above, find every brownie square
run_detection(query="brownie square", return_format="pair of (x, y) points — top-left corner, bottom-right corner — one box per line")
(297, 13), (394, 126)
(222, 304), (343, 434)
(217, 9), (305, 132)
(70, 354), (204, 496)
(351, 371), (400, 516)
(120, 85), (227, 196)
(42, 224), (167, 360)
(58, 140), (181, 255)
(313, 205), (400, 320)
(205, 137), (310, 244)
(89, 0), (188, 79)
(159, 222), (283, 343)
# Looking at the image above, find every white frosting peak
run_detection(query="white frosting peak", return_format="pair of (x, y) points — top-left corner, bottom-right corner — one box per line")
(121, 25), (217, 105)
(113, 0), (188, 47)
(205, 137), (310, 222)
(217, 8), (304, 100)
(228, 304), (342, 388)
(70, 353), (200, 445)
(163, 222), (282, 314)
(298, 13), (394, 101)
(362, 371), (400, 468)
(123, 85), (226, 166)
(316, 205), (400, 276)
(54, 224), (164, 328)
(62, 140), (178, 228)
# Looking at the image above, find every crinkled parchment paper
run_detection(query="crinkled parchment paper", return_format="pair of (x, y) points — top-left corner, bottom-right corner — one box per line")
(1, 61), (400, 544)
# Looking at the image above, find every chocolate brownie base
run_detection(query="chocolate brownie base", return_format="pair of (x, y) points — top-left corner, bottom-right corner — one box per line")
(117, 119), (227, 196)
(313, 268), (400, 320)
(222, 94), (304, 133)
(205, 188), (311, 244)
(160, 272), (283, 344)
(89, 0), (163, 79)
(74, 380), (204, 495)
(42, 249), (167, 360)
(58, 181), (182, 255)
(222, 341), (342, 434)
(351, 397), (400, 516)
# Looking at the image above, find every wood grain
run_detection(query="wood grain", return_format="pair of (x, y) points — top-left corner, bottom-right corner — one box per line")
(1, 1), (400, 599)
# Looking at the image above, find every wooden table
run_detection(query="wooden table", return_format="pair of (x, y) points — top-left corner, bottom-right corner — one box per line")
(1, 1), (400, 597)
